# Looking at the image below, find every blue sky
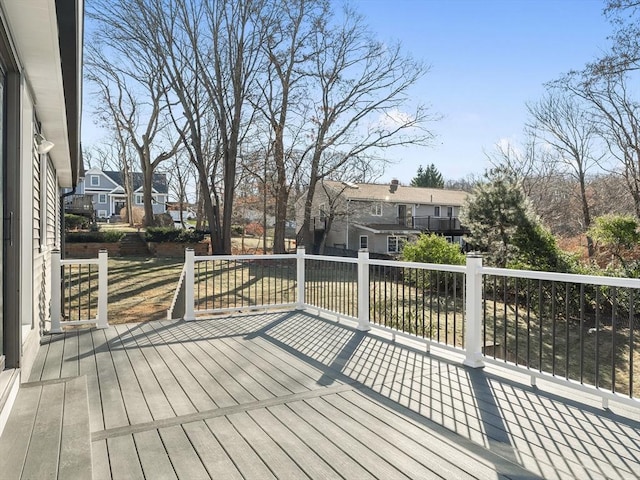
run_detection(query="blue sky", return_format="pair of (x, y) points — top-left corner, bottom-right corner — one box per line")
(356, 0), (614, 183)
(82, 0), (613, 185)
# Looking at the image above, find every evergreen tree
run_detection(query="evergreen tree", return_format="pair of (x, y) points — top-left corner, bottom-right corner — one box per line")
(410, 163), (444, 188)
(461, 167), (570, 271)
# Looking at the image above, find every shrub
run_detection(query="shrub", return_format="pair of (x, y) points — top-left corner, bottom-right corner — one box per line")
(401, 234), (465, 291)
(145, 227), (205, 243)
(65, 214), (89, 231)
(65, 231), (126, 243)
(402, 233), (465, 265)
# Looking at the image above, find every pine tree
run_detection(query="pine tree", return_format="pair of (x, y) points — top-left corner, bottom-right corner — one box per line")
(461, 167), (569, 271)
(410, 163), (444, 188)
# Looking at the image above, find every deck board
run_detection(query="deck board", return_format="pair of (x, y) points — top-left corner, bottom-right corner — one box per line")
(205, 415), (277, 479)
(182, 421), (244, 480)
(20, 382), (64, 480)
(133, 430), (178, 480)
(112, 324), (175, 421)
(6, 311), (640, 480)
(92, 329), (129, 429)
(107, 435), (145, 480)
(0, 383), (41, 479)
(58, 377), (92, 480)
(227, 411), (310, 479)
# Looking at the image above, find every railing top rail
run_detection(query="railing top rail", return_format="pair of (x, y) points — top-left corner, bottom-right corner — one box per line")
(61, 258), (100, 266)
(481, 265), (640, 288)
(305, 254), (359, 264)
(370, 258), (467, 274)
(194, 253), (295, 262)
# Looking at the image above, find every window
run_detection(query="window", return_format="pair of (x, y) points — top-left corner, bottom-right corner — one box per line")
(98, 210), (108, 218)
(446, 206), (453, 217)
(360, 235), (368, 250)
(434, 206), (441, 217)
(135, 194), (143, 204)
(90, 175), (99, 186)
(98, 194), (107, 204)
(387, 235), (407, 253)
(371, 203), (383, 216)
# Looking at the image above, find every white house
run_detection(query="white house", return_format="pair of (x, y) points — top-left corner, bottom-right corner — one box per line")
(0, 0), (83, 434)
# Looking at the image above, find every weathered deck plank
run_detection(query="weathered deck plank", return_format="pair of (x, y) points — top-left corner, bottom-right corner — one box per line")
(205, 415), (277, 479)
(0, 384), (41, 479)
(58, 377), (92, 480)
(106, 435), (145, 480)
(227, 411), (310, 479)
(159, 425), (212, 480)
(112, 324), (175, 421)
(20, 382), (64, 480)
(134, 429), (178, 480)
(92, 329), (129, 430)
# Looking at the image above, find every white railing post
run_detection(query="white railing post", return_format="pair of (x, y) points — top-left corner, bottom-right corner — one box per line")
(464, 253), (484, 368)
(184, 248), (195, 321)
(50, 248), (62, 333)
(96, 249), (109, 329)
(296, 246), (305, 309)
(357, 249), (371, 331)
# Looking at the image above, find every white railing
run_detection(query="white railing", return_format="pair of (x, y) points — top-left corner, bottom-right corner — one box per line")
(51, 249), (108, 332)
(171, 247), (640, 407)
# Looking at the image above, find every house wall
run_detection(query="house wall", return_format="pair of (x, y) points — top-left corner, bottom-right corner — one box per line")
(77, 171), (168, 218)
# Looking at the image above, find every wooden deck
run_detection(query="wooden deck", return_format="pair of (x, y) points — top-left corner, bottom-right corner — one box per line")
(9, 311), (640, 479)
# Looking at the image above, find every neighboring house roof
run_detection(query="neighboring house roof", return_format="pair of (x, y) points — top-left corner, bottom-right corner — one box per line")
(100, 171), (169, 194)
(320, 180), (468, 205)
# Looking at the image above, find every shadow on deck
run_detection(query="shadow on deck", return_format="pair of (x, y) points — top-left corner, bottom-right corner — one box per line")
(8, 311), (640, 479)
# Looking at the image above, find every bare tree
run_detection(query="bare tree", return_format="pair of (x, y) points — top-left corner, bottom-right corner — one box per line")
(252, 0), (328, 253)
(165, 152), (196, 228)
(86, 4), (181, 226)
(558, 72), (640, 220)
(298, 6), (436, 249)
(194, 0), (268, 253)
(526, 92), (602, 256)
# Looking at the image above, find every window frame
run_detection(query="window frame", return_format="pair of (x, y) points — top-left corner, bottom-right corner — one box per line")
(387, 235), (408, 253)
(359, 235), (368, 250)
(98, 193), (107, 204)
(434, 206), (441, 217)
(371, 203), (383, 216)
(135, 194), (143, 204)
(90, 175), (99, 187)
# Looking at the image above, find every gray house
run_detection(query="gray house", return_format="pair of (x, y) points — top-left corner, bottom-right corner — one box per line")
(297, 180), (469, 255)
(70, 168), (168, 219)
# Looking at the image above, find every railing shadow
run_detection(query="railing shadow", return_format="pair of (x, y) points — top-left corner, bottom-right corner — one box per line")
(60, 310), (640, 479)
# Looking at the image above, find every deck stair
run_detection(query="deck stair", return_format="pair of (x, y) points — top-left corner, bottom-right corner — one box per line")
(119, 232), (149, 256)
(0, 376), (92, 480)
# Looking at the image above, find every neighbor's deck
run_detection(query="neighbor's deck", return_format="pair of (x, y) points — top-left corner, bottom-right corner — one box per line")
(21, 311), (640, 478)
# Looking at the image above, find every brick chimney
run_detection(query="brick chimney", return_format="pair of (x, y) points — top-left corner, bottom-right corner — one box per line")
(390, 178), (399, 193)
